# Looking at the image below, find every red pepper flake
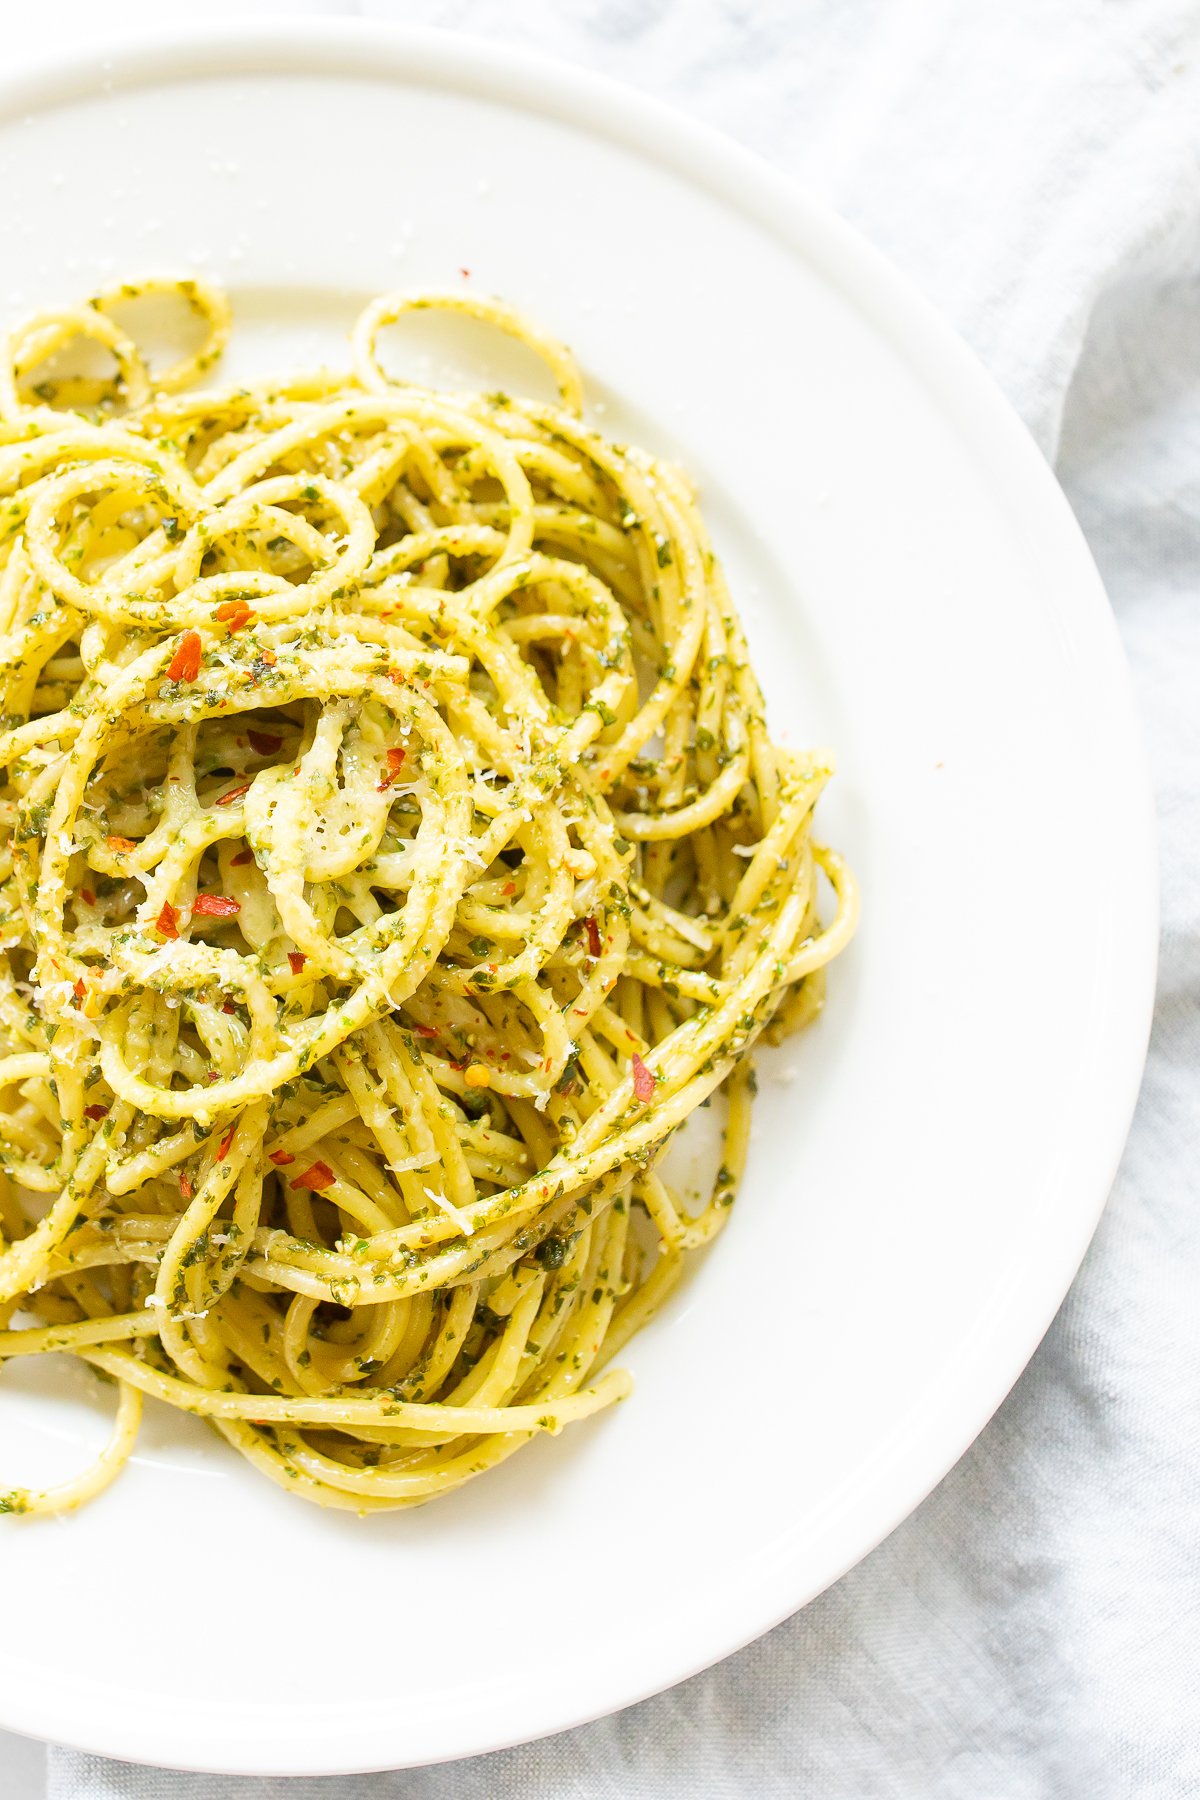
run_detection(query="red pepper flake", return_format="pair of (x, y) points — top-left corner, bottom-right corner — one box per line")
(80, 888), (96, 906)
(631, 1053), (656, 1103)
(268, 1149), (295, 1167)
(73, 977), (86, 1002)
(287, 951), (306, 975)
(585, 916), (602, 959)
(259, 648), (277, 667)
(291, 1160), (335, 1192)
(106, 835), (137, 854)
(501, 881), (516, 897)
(247, 729), (281, 756)
(166, 630), (202, 684)
(230, 848), (254, 866)
(216, 1121), (237, 1160)
(214, 599), (255, 632)
(215, 781), (251, 807)
(193, 893), (241, 917)
(376, 746), (406, 792)
(460, 266), (471, 278)
(413, 1022), (439, 1039)
(222, 999), (236, 1014)
(84, 1103), (108, 1122)
(179, 1172), (194, 1200)
(155, 901), (179, 939)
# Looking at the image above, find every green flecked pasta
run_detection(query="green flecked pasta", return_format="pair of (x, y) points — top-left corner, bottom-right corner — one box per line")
(0, 281), (856, 1516)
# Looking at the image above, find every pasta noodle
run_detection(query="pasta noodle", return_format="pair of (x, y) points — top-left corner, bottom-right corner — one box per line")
(0, 280), (856, 1515)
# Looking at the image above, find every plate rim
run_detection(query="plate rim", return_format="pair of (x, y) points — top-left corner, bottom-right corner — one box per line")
(0, 18), (1158, 1776)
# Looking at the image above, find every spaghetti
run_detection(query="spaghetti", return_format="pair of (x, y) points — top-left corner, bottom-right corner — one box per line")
(0, 280), (856, 1514)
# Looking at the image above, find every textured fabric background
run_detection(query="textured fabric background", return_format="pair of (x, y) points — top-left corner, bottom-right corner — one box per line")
(0, 2), (1197, 1795)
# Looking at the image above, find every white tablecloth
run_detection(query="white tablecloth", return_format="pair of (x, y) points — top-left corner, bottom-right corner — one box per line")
(2, 1), (1198, 1795)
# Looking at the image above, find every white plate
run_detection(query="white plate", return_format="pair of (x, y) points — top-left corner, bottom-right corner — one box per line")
(0, 22), (1156, 1777)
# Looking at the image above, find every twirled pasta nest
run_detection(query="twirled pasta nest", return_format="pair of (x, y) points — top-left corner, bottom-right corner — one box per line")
(0, 280), (856, 1513)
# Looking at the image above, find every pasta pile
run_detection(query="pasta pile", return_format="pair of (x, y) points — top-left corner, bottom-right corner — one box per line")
(0, 280), (855, 1513)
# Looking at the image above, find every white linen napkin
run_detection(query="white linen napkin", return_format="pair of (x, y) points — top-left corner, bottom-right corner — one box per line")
(6, 1), (1198, 1794)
